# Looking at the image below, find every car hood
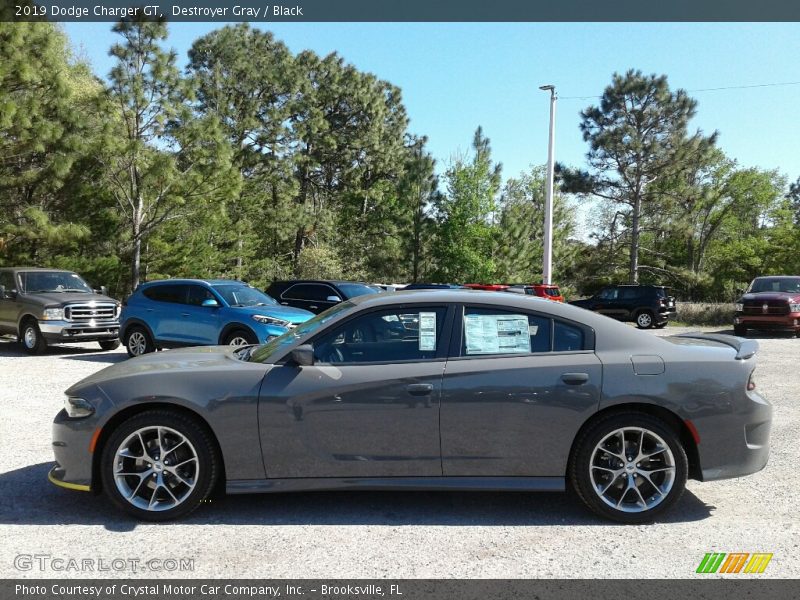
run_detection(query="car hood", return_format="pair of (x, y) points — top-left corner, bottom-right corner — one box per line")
(65, 346), (249, 394)
(24, 292), (117, 306)
(738, 292), (800, 303)
(230, 304), (313, 323)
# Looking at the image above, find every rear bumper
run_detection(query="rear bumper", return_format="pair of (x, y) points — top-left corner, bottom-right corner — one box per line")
(657, 307), (677, 322)
(694, 390), (772, 482)
(735, 313), (800, 331)
(40, 319), (120, 342)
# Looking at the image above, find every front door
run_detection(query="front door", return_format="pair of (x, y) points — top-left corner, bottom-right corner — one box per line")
(258, 305), (452, 478)
(440, 305), (602, 477)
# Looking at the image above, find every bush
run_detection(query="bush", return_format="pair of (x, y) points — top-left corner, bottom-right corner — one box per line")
(675, 302), (736, 326)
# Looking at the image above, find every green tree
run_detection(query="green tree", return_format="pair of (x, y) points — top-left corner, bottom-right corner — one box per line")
(564, 70), (717, 284)
(431, 127), (501, 282)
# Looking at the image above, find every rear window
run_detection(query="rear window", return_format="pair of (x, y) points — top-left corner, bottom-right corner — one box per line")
(338, 283), (379, 299)
(544, 287), (561, 297)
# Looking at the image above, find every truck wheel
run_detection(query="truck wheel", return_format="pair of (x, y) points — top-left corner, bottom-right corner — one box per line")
(99, 340), (121, 351)
(734, 325), (747, 337)
(569, 412), (688, 524)
(20, 319), (48, 355)
(125, 326), (155, 357)
(635, 311), (654, 329)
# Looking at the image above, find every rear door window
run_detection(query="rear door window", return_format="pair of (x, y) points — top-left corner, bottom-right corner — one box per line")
(143, 284), (185, 304)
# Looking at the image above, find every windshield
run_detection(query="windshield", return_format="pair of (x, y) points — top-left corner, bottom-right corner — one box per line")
(338, 283), (379, 298)
(213, 284), (277, 307)
(248, 301), (355, 363)
(748, 277), (800, 294)
(20, 271), (93, 293)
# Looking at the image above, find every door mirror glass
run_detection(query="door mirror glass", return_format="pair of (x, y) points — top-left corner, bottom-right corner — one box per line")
(0, 285), (15, 300)
(201, 298), (220, 308)
(290, 344), (315, 366)
(326, 295), (342, 303)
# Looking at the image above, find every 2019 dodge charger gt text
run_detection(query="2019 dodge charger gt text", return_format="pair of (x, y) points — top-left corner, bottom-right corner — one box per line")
(49, 290), (771, 523)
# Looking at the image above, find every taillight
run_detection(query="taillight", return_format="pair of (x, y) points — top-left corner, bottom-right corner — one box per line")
(747, 369), (756, 391)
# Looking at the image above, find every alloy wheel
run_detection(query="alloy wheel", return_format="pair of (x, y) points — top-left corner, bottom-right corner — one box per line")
(23, 326), (37, 349)
(113, 426), (199, 512)
(127, 331), (147, 356)
(589, 427), (676, 513)
(227, 336), (250, 347)
(637, 312), (653, 328)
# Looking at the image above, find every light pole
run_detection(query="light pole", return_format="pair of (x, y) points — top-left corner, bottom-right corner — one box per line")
(539, 84), (557, 285)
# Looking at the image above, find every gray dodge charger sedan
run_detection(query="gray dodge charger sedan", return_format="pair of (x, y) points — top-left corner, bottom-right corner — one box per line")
(49, 290), (771, 523)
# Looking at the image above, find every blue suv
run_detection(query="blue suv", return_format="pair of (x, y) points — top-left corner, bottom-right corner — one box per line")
(120, 279), (314, 357)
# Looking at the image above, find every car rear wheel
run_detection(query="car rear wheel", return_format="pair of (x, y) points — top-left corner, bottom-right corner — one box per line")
(99, 340), (121, 351)
(635, 311), (654, 329)
(101, 410), (219, 521)
(20, 319), (47, 355)
(125, 326), (154, 357)
(569, 412), (688, 524)
(223, 329), (257, 347)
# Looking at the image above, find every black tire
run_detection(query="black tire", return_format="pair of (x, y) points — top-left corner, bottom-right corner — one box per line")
(223, 328), (257, 347)
(635, 310), (655, 329)
(734, 325), (747, 337)
(99, 340), (121, 351)
(20, 319), (48, 355)
(124, 326), (155, 357)
(101, 409), (219, 521)
(569, 412), (688, 524)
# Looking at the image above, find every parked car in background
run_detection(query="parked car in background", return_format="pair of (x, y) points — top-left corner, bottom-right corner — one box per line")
(570, 284), (676, 329)
(506, 283), (565, 302)
(266, 280), (379, 315)
(0, 267), (120, 354)
(403, 283), (466, 290)
(120, 279), (313, 357)
(464, 283), (510, 291)
(51, 289), (771, 523)
(734, 276), (800, 337)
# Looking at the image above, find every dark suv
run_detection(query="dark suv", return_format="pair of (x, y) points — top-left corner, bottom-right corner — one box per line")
(570, 285), (676, 329)
(266, 280), (379, 314)
(0, 267), (121, 354)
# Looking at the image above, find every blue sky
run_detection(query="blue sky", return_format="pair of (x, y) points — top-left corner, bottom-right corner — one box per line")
(64, 22), (800, 187)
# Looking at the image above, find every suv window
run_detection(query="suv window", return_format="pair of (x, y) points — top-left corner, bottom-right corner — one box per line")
(462, 308), (551, 355)
(597, 287), (618, 300)
(619, 287), (640, 300)
(143, 284), (185, 304)
(283, 283), (337, 302)
(312, 306), (447, 364)
(186, 285), (216, 306)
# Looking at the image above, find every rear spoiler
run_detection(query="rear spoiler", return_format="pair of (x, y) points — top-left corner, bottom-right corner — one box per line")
(674, 332), (758, 360)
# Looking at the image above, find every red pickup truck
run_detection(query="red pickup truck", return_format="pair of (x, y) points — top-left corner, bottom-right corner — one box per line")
(734, 276), (800, 336)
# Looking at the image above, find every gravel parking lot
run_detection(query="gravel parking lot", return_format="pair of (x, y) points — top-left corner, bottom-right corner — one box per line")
(0, 325), (797, 579)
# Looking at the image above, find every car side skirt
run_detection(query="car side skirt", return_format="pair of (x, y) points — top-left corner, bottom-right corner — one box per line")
(226, 476), (565, 494)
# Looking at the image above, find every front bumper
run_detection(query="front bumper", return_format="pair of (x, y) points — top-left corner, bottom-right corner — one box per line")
(735, 313), (800, 331)
(50, 408), (96, 491)
(40, 319), (120, 343)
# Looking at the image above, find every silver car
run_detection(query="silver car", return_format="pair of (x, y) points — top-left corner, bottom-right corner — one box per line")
(49, 290), (771, 523)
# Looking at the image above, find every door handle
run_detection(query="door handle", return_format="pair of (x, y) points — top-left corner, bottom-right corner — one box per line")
(406, 383), (433, 396)
(309, 305), (318, 310)
(280, 302), (289, 305)
(181, 313), (190, 317)
(561, 372), (589, 385)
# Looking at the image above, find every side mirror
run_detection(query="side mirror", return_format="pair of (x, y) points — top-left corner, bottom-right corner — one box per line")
(0, 285), (14, 300)
(735, 288), (745, 295)
(326, 295), (342, 303)
(289, 344), (315, 367)
(201, 298), (220, 308)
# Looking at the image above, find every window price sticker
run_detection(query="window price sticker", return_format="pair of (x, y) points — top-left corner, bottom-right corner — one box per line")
(418, 312), (437, 351)
(465, 314), (531, 355)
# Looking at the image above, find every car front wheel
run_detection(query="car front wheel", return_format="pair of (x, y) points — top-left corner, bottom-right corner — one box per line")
(223, 329), (257, 347)
(569, 412), (688, 524)
(101, 410), (219, 521)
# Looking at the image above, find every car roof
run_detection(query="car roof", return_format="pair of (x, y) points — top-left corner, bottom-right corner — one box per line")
(140, 278), (247, 287)
(1, 267), (75, 272)
(269, 280), (368, 286)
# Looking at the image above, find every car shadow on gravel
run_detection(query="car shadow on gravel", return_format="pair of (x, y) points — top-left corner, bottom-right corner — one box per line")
(0, 339), (126, 362)
(0, 463), (714, 530)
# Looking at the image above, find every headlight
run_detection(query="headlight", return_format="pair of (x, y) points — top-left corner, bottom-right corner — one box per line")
(790, 303), (800, 313)
(115, 304), (121, 318)
(42, 308), (65, 320)
(252, 314), (290, 328)
(735, 303), (743, 312)
(64, 396), (94, 418)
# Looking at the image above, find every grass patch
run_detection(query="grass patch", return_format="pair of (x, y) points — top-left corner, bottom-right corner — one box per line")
(675, 302), (736, 326)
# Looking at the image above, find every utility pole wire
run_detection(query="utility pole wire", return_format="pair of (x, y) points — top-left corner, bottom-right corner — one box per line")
(559, 80), (800, 100)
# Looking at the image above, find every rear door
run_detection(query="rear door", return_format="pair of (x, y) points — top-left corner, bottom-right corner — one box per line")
(0, 271), (18, 333)
(279, 283), (340, 314)
(440, 304), (602, 477)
